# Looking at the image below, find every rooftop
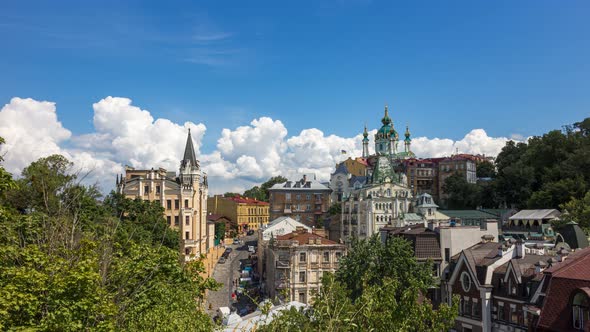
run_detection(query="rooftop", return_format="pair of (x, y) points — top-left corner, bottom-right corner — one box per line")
(276, 231), (338, 245)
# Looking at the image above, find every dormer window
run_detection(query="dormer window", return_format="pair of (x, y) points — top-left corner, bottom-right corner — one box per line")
(573, 292), (589, 330)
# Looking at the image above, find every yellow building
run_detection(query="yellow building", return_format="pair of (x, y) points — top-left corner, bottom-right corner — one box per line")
(341, 157), (368, 177)
(207, 195), (270, 232)
(117, 130), (212, 260)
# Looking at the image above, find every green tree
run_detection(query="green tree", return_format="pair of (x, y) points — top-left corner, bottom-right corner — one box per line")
(244, 176), (288, 202)
(0, 154), (219, 331)
(260, 237), (458, 332)
(442, 173), (482, 209)
(214, 221), (226, 240)
(476, 160), (496, 178)
(560, 191), (590, 229)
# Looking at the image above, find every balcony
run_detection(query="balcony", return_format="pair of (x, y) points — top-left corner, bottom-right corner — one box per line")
(276, 260), (290, 268)
(284, 209), (292, 214)
(184, 239), (198, 246)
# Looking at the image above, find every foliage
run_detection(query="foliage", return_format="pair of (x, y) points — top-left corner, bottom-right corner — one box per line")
(560, 191), (590, 229)
(214, 221), (226, 240)
(260, 236), (458, 332)
(0, 153), (219, 331)
(441, 117), (590, 210)
(328, 202), (342, 215)
(223, 192), (240, 198)
(243, 176), (288, 202)
(476, 160), (496, 178)
(442, 173), (482, 209)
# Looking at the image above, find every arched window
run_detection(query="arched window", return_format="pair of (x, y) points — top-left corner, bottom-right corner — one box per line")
(573, 292), (589, 330)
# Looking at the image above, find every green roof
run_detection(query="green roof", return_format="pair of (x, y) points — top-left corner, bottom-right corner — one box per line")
(402, 213), (424, 222)
(440, 210), (498, 219)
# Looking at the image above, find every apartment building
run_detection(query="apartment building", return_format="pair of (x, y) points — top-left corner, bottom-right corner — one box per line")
(264, 229), (346, 304)
(268, 175), (332, 227)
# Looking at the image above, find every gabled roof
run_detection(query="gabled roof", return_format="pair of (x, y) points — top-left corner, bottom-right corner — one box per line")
(207, 214), (230, 222)
(544, 247), (590, 280)
(509, 209), (561, 220)
(332, 162), (349, 175)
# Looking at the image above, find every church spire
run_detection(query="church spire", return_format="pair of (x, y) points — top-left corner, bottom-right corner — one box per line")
(182, 128), (198, 168)
(362, 124), (369, 158)
(381, 104), (392, 125)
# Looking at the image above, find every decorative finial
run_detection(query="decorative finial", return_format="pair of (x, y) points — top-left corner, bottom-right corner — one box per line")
(188, 128), (191, 134)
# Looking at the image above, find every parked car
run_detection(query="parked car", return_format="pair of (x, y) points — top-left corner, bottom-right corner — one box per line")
(225, 248), (233, 253)
(248, 245), (255, 253)
(218, 257), (226, 264)
(247, 230), (255, 236)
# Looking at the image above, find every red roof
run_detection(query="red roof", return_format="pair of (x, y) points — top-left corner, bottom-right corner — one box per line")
(206, 214), (229, 221)
(223, 195), (269, 205)
(276, 231), (337, 245)
(537, 247), (590, 331)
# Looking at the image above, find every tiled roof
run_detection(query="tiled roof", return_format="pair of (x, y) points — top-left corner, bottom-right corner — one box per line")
(544, 247), (590, 280)
(276, 231), (338, 245)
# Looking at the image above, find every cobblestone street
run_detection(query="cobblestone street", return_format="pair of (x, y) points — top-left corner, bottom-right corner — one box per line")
(206, 235), (257, 316)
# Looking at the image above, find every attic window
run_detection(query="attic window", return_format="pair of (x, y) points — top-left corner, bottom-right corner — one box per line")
(461, 272), (472, 292)
(573, 292), (589, 330)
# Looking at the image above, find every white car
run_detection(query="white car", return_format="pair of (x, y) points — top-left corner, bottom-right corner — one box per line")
(248, 245), (255, 253)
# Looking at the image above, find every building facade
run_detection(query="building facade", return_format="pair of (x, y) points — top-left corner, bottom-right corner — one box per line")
(207, 195), (269, 232)
(340, 106), (415, 243)
(116, 130), (209, 259)
(268, 175), (332, 228)
(265, 229), (346, 304)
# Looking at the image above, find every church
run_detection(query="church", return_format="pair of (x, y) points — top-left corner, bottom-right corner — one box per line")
(116, 130), (212, 260)
(340, 106), (416, 243)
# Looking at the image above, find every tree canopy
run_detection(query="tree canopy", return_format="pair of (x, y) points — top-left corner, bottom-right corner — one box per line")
(0, 149), (219, 330)
(259, 236), (458, 332)
(243, 176), (288, 202)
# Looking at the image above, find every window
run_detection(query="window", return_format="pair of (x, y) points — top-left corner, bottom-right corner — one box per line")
(174, 199), (179, 209)
(323, 252), (330, 263)
(144, 185), (149, 194)
(299, 271), (306, 282)
(445, 248), (450, 262)
(461, 272), (472, 292)
(185, 216), (190, 226)
(174, 216), (179, 226)
(335, 252), (342, 261)
(184, 199), (189, 208)
(473, 299), (480, 318)
(285, 193), (291, 200)
(296, 194), (301, 200)
(510, 305), (518, 324)
(167, 199), (172, 209)
(432, 263), (439, 277)
(498, 303), (505, 321)
(306, 194), (311, 200)
(185, 231), (189, 239)
(166, 216), (171, 225)
(185, 248), (190, 255)
(573, 292), (589, 330)
(463, 298), (471, 317)
(299, 253), (306, 262)
(299, 292), (306, 303)
(156, 185), (160, 194)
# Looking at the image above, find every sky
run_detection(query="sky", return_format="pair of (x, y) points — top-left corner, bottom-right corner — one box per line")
(0, 0), (589, 194)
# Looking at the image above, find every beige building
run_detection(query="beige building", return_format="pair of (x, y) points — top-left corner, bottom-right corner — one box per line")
(268, 174), (332, 228)
(116, 130), (210, 260)
(207, 195), (269, 232)
(265, 229), (346, 304)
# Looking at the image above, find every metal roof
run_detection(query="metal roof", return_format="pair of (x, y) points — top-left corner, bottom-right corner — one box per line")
(509, 209), (561, 220)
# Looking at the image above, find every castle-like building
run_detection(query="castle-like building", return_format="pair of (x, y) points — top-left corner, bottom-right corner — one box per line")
(340, 106), (415, 243)
(116, 130), (211, 260)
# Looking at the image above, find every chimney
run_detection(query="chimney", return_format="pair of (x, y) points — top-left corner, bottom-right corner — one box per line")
(308, 237), (315, 245)
(535, 260), (547, 273)
(302, 174), (307, 183)
(557, 248), (570, 262)
(516, 239), (526, 258)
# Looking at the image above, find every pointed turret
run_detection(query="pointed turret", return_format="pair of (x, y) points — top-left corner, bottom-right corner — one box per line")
(181, 128), (199, 169)
(362, 124), (369, 158)
(404, 125), (411, 153)
(381, 105), (392, 125)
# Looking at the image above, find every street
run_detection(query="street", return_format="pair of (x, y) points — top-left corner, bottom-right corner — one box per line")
(206, 234), (258, 317)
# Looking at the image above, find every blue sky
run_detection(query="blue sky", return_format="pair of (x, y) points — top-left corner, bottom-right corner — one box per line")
(0, 0), (589, 192)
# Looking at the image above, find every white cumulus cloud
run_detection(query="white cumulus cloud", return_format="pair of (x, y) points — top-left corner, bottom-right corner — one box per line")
(0, 96), (517, 195)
